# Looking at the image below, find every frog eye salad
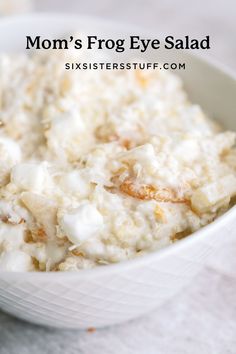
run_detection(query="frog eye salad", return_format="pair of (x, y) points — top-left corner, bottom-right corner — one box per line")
(0, 48), (236, 272)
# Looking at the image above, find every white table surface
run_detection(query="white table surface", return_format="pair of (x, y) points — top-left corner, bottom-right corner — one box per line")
(0, 1), (236, 353)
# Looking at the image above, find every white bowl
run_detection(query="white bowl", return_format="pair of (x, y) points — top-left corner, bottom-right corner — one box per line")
(0, 14), (236, 329)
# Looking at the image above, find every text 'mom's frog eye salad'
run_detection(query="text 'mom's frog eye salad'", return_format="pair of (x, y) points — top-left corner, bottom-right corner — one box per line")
(0, 43), (236, 272)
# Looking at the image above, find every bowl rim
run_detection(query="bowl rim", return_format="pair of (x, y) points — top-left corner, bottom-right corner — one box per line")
(0, 13), (236, 279)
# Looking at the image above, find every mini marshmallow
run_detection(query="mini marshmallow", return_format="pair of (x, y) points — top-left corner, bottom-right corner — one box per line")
(0, 137), (21, 164)
(0, 250), (33, 271)
(59, 170), (90, 198)
(11, 162), (49, 192)
(60, 202), (104, 245)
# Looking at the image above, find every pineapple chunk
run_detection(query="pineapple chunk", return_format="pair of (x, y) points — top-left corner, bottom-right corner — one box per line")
(21, 192), (57, 239)
(191, 174), (236, 213)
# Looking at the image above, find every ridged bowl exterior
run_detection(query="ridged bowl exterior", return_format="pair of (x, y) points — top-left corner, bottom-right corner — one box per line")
(0, 213), (234, 329)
